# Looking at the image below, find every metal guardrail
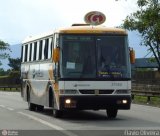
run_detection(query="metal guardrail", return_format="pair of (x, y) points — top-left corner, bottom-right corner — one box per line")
(0, 83), (159, 103)
(132, 84), (160, 103)
(0, 85), (21, 91)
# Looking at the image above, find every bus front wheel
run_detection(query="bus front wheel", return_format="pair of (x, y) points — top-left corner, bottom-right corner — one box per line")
(28, 94), (36, 111)
(106, 109), (118, 119)
(53, 109), (63, 118)
(37, 105), (44, 111)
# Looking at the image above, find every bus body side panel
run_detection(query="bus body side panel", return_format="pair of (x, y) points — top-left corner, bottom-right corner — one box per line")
(21, 62), (58, 107)
(21, 64), (30, 102)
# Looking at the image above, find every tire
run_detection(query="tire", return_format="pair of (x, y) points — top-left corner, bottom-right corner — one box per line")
(28, 98), (36, 111)
(53, 109), (63, 118)
(37, 105), (44, 112)
(51, 88), (63, 118)
(106, 109), (118, 119)
(27, 90), (36, 111)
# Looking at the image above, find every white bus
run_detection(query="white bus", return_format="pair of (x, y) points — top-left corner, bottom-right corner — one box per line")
(21, 24), (135, 118)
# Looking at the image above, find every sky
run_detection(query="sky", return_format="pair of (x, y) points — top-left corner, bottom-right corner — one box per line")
(0, 0), (148, 59)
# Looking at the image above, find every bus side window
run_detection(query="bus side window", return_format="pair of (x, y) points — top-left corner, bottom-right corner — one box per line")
(21, 45), (25, 63)
(24, 44), (28, 62)
(42, 39), (45, 60)
(27, 44), (30, 62)
(33, 42), (37, 61)
(31, 42), (34, 61)
(29, 43), (32, 61)
(39, 40), (43, 60)
(44, 38), (49, 60)
(48, 38), (52, 59)
(36, 41), (39, 61)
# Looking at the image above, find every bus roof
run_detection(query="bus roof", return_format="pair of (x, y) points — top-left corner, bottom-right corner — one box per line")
(22, 26), (127, 44)
(56, 26), (127, 35)
(22, 31), (54, 44)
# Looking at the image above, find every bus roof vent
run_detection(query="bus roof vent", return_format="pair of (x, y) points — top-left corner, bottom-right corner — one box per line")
(72, 23), (90, 26)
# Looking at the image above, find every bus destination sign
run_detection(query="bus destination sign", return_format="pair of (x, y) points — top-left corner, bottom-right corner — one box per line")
(84, 11), (106, 25)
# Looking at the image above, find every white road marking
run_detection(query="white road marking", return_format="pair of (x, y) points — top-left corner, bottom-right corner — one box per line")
(0, 105), (5, 108)
(0, 92), (12, 95)
(0, 91), (19, 95)
(7, 107), (14, 111)
(18, 112), (78, 136)
(0, 105), (14, 111)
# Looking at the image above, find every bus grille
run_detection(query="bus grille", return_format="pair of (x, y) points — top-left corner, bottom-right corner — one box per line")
(79, 90), (95, 94)
(79, 90), (114, 94)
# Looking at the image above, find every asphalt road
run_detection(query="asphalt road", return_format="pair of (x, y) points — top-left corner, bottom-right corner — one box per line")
(0, 91), (160, 136)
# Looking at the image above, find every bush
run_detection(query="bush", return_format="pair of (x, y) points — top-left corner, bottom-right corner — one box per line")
(0, 71), (21, 86)
(9, 71), (20, 78)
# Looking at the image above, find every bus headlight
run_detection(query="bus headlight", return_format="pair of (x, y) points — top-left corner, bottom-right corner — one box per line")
(65, 99), (71, 104)
(117, 99), (128, 104)
(122, 100), (127, 104)
(64, 99), (77, 108)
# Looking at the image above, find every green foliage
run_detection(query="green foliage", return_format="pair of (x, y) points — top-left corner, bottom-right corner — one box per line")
(0, 40), (10, 66)
(0, 40), (10, 51)
(0, 68), (11, 76)
(133, 95), (160, 108)
(149, 57), (157, 63)
(122, 0), (160, 70)
(0, 68), (6, 76)
(9, 70), (20, 78)
(8, 57), (21, 71)
(0, 71), (20, 86)
(0, 76), (20, 86)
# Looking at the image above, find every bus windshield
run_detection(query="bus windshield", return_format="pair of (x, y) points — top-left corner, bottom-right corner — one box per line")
(60, 35), (131, 80)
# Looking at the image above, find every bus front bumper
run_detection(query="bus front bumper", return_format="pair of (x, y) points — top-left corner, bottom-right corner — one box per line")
(59, 95), (131, 110)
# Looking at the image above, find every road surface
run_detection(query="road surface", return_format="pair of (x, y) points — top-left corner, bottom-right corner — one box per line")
(0, 91), (160, 136)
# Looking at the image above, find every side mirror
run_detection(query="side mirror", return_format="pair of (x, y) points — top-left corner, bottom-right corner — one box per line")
(129, 48), (135, 64)
(53, 47), (60, 63)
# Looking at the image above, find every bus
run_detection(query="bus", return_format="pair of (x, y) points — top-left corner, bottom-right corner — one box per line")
(21, 24), (135, 118)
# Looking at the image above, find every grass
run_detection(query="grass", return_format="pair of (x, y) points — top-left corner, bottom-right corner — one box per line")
(0, 75), (8, 78)
(132, 95), (160, 108)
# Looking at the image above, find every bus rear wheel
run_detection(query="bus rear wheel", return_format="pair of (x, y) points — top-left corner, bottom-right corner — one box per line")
(106, 109), (118, 119)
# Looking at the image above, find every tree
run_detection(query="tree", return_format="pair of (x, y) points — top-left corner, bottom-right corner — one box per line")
(0, 68), (11, 76)
(122, 0), (160, 70)
(8, 57), (21, 71)
(0, 68), (6, 76)
(0, 40), (10, 66)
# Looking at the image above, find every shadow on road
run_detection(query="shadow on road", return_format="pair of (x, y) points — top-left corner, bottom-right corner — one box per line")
(28, 108), (124, 121)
